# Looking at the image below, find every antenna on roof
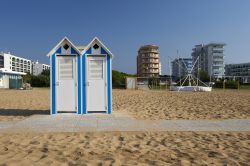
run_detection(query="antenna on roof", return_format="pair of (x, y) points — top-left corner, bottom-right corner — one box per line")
(177, 50), (182, 86)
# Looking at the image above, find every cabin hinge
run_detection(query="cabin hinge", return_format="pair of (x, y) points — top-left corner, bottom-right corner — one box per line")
(75, 83), (77, 86)
(105, 106), (107, 110)
(105, 82), (107, 87)
(75, 106), (77, 110)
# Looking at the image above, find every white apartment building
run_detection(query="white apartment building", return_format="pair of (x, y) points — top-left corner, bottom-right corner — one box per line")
(0, 52), (50, 75)
(0, 52), (32, 74)
(159, 62), (162, 75)
(192, 43), (225, 77)
(32, 60), (50, 76)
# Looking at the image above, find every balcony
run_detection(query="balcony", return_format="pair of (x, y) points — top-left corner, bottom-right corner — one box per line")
(139, 49), (159, 54)
(141, 60), (159, 64)
(213, 53), (224, 58)
(213, 68), (224, 73)
(213, 47), (224, 51)
(149, 65), (159, 68)
(213, 64), (223, 67)
(143, 69), (159, 73)
(213, 58), (223, 62)
(142, 64), (159, 68)
(142, 55), (159, 59)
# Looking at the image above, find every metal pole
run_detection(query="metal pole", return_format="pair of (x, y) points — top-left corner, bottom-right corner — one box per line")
(168, 58), (172, 90)
(178, 50), (182, 86)
(210, 53), (212, 84)
(188, 74), (191, 86)
(197, 56), (199, 87)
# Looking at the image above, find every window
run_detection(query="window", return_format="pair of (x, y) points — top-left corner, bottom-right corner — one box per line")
(63, 44), (70, 50)
(89, 60), (103, 79)
(93, 44), (99, 50)
(59, 58), (73, 80)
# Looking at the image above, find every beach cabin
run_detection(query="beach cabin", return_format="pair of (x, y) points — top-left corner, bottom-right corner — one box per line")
(0, 68), (26, 89)
(47, 37), (113, 115)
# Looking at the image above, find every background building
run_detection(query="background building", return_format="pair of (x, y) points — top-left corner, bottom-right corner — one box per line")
(192, 43), (225, 77)
(0, 52), (32, 74)
(32, 60), (50, 76)
(0, 52), (50, 75)
(171, 58), (192, 78)
(159, 62), (162, 75)
(137, 45), (160, 77)
(0, 55), (4, 68)
(225, 63), (250, 83)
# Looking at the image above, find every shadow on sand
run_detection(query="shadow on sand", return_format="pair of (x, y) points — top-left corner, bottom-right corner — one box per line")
(0, 109), (50, 116)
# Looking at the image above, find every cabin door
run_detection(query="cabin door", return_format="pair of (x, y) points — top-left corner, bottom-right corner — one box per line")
(56, 56), (77, 112)
(86, 56), (106, 113)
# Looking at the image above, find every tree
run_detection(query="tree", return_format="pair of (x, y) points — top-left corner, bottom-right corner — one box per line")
(24, 70), (50, 87)
(112, 70), (124, 86)
(112, 70), (135, 88)
(23, 73), (32, 83)
(41, 69), (50, 76)
(198, 69), (210, 82)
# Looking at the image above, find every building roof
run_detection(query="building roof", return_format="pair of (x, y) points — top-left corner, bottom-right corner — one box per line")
(0, 52), (32, 61)
(81, 37), (113, 57)
(47, 37), (113, 58)
(76, 45), (86, 52)
(225, 62), (250, 66)
(0, 68), (26, 75)
(193, 42), (226, 49)
(139, 45), (159, 50)
(46, 37), (82, 57)
(206, 42), (226, 46)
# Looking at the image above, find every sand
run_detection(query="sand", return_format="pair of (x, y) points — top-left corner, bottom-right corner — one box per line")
(0, 132), (249, 165)
(0, 89), (249, 165)
(0, 89), (250, 121)
(113, 89), (250, 120)
(0, 89), (50, 121)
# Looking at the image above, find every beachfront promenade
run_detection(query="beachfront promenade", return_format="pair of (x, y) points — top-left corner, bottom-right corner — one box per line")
(0, 113), (249, 133)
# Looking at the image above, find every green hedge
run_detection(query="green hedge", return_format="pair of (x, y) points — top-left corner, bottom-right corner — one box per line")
(30, 75), (50, 87)
(214, 80), (239, 89)
(23, 69), (50, 87)
(112, 70), (135, 88)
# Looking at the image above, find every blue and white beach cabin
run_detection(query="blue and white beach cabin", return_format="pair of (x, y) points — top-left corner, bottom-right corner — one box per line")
(47, 37), (113, 114)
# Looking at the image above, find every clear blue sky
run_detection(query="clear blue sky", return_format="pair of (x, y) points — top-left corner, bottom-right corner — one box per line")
(0, 0), (250, 74)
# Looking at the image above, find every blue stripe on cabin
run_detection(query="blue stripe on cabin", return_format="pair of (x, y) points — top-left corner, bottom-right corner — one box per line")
(51, 53), (56, 114)
(107, 55), (111, 114)
(101, 47), (112, 114)
(82, 47), (92, 114)
(51, 47), (61, 114)
(71, 47), (78, 54)
(56, 47), (61, 54)
(77, 54), (81, 114)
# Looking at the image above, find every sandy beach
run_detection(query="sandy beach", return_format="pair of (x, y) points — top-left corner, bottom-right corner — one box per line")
(0, 132), (249, 165)
(113, 89), (250, 120)
(0, 89), (249, 165)
(0, 89), (249, 121)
